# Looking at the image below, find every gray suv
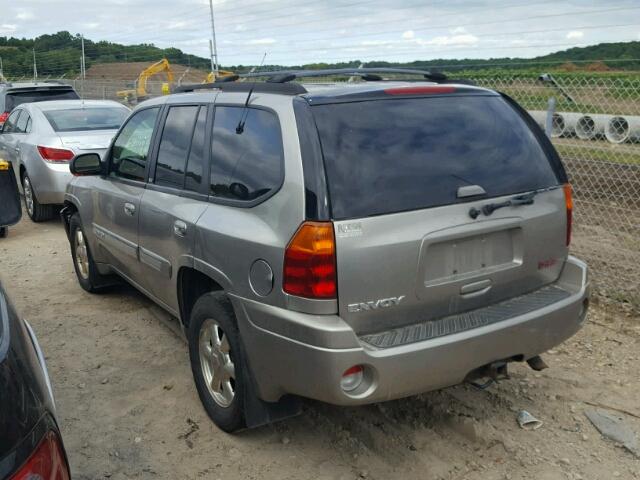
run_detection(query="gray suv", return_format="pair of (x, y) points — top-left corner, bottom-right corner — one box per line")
(62, 69), (590, 432)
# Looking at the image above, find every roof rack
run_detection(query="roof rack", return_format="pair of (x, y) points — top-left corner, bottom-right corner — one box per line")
(173, 81), (307, 95)
(242, 68), (448, 83)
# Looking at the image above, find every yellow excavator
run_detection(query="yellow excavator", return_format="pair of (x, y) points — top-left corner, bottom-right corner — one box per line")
(204, 70), (236, 83)
(117, 58), (174, 104)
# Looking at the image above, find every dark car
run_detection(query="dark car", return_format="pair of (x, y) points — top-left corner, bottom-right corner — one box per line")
(0, 82), (79, 130)
(0, 165), (71, 479)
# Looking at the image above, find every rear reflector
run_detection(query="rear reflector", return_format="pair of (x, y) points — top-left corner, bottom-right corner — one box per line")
(563, 183), (573, 246)
(10, 431), (70, 480)
(283, 221), (337, 299)
(37, 146), (74, 163)
(384, 86), (456, 96)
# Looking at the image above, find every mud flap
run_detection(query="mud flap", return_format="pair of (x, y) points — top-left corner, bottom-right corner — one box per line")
(241, 349), (302, 429)
(0, 161), (21, 229)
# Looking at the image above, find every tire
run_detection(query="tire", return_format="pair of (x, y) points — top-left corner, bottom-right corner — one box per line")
(22, 172), (55, 222)
(0, 227), (7, 238)
(188, 292), (248, 432)
(69, 213), (110, 293)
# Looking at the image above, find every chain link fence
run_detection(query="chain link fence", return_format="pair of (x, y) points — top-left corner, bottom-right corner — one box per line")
(21, 72), (639, 305)
(469, 74), (639, 305)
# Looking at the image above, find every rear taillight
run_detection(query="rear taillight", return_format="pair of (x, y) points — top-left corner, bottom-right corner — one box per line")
(37, 146), (74, 163)
(0, 111), (9, 124)
(283, 221), (337, 299)
(10, 431), (70, 480)
(384, 86), (456, 96)
(564, 183), (573, 246)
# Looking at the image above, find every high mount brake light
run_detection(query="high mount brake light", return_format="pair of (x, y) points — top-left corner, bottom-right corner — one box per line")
(564, 183), (573, 246)
(37, 146), (74, 163)
(283, 222), (337, 299)
(384, 86), (456, 96)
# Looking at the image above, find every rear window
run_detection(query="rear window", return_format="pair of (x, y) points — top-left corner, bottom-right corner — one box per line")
(311, 95), (560, 219)
(6, 89), (79, 110)
(44, 107), (128, 132)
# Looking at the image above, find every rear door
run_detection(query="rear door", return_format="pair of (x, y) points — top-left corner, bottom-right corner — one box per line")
(138, 104), (210, 312)
(310, 93), (568, 335)
(91, 106), (160, 282)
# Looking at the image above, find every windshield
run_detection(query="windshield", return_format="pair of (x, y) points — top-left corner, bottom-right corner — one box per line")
(6, 89), (79, 110)
(44, 107), (129, 132)
(311, 95), (560, 219)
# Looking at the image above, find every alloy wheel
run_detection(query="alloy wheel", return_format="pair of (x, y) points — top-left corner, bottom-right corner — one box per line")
(199, 319), (236, 407)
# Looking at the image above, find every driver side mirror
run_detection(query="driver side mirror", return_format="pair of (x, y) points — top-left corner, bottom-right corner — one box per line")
(70, 153), (102, 176)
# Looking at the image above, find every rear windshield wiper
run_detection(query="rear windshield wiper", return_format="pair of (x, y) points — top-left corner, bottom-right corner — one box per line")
(469, 191), (537, 219)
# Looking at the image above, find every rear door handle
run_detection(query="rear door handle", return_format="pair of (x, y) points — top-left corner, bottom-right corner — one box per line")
(173, 220), (187, 237)
(124, 203), (136, 216)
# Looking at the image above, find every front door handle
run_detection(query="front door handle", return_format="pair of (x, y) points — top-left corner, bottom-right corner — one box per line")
(124, 203), (136, 216)
(173, 220), (187, 237)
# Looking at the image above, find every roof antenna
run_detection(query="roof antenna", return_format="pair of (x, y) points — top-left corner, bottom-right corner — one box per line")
(236, 52), (267, 134)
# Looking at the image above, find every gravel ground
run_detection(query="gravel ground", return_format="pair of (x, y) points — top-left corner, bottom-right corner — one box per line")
(1, 215), (639, 480)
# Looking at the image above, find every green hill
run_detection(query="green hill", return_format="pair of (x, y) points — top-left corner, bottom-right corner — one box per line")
(1, 31), (638, 79)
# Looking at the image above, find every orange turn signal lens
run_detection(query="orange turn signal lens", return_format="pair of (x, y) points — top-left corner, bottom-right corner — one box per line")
(283, 222), (337, 299)
(563, 183), (573, 246)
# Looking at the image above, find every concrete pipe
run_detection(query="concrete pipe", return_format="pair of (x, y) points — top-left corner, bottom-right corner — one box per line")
(551, 112), (583, 138)
(605, 115), (640, 144)
(575, 114), (611, 140)
(527, 110), (547, 129)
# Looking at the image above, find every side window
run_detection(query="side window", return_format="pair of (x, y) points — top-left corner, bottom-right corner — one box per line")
(185, 107), (207, 192)
(154, 105), (199, 189)
(15, 112), (29, 133)
(110, 107), (159, 182)
(210, 107), (284, 201)
(3, 110), (21, 133)
(25, 116), (32, 133)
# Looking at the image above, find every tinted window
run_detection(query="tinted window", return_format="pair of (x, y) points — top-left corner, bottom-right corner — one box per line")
(155, 106), (199, 189)
(311, 96), (560, 219)
(3, 110), (21, 133)
(43, 107), (128, 132)
(6, 89), (78, 110)
(111, 107), (159, 182)
(15, 111), (29, 133)
(210, 107), (283, 201)
(185, 107), (207, 192)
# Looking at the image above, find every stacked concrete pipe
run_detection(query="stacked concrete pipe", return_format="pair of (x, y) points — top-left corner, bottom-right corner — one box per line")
(550, 112), (583, 138)
(605, 115), (640, 143)
(575, 114), (612, 140)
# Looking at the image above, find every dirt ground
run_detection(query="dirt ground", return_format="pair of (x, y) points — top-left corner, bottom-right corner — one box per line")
(1, 215), (639, 480)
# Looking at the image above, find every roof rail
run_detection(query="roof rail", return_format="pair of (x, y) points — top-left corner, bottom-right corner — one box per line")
(242, 68), (448, 83)
(173, 81), (307, 95)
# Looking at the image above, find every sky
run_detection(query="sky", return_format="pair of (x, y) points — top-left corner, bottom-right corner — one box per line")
(1, 0), (639, 66)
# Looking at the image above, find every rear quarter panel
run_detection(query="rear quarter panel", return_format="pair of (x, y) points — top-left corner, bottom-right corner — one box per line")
(195, 93), (306, 308)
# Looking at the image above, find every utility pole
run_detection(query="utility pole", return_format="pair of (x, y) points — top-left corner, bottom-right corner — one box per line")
(32, 49), (38, 82)
(81, 34), (86, 79)
(208, 0), (219, 76)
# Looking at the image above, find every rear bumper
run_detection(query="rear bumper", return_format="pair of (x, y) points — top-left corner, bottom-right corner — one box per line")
(25, 160), (71, 205)
(233, 256), (589, 406)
